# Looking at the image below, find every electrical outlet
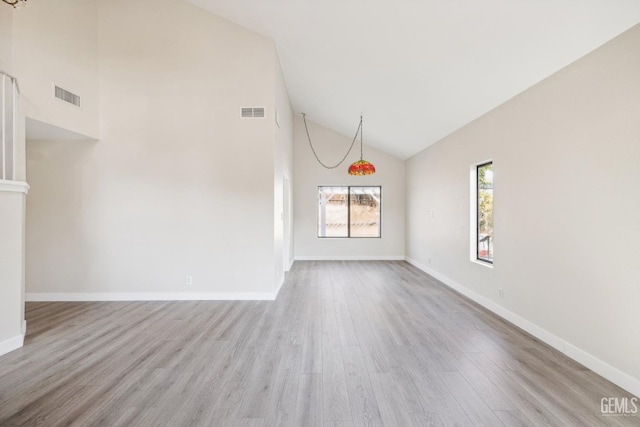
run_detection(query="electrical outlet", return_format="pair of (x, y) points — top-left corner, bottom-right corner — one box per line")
(498, 288), (504, 298)
(186, 276), (193, 285)
(428, 258), (431, 265)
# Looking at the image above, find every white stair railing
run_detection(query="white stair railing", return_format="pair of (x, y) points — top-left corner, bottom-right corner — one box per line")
(1, 70), (19, 181)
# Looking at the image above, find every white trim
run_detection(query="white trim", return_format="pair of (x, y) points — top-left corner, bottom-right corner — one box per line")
(26, 292), (278, 302)
(0, 333), (24, 357)
(274, 278), (285, 298)
(288, 258), (295, 270)
(12, 77), (16, 179)
(0, 180), (29, 194)
(296, 255), (405, 261)
(470, 159), (494, 263)
(471, 259), (493, 269)
(21, 320), (27, 336)
(405, 257), (640, 398)
(2, 74), (5, 180)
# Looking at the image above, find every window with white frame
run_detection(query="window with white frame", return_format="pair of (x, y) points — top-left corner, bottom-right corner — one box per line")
(317, 186), (381, 238)
(476, 162), (494, 263)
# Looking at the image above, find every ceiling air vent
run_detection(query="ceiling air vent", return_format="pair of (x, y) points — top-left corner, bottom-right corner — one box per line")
(241, 107), (265, 118)
(54, 85), (81, 107)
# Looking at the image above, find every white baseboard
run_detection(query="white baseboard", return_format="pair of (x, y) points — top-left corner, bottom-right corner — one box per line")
(275, 278), (285, 297)
(26, 292), (278, 302)
(405, 257), (640, 398)
(295, 255), (405, 261)
(0, 333), (24, 357)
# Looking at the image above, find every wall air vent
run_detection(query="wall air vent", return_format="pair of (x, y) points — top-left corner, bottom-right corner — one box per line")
(54, 85), (81, 107)
(241, 107), (265, 118)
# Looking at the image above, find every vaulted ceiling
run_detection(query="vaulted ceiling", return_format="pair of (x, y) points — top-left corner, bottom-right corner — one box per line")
(187, 0), (640, 159)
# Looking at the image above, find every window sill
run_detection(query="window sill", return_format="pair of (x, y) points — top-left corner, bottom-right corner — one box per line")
(317, 237), (381, 239)
(471, 259), (494, 269)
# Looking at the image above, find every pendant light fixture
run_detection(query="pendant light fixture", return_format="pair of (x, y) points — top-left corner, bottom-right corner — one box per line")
(348, 115), (375, 176)
(302, 113), (376, 176)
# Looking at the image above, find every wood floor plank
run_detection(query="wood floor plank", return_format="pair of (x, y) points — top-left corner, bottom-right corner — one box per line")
(438, 370), (504, 426)
(110, 406), (161, 427)
(410, 411), (445, 427)
(322, 333), (352, 421)
(324, 421), (355, 427)
(391, 345), (469, 422)
(464, 352), (563, 426)
(341, 345), (383, 426)
(369, 372), (416, 427)
(454, 350), (516, 411)
(236, 332), (288, 419)
(300, 312), (323, 374)
(262, 344), (303, 427)
(200, 380), (247, 426)
(0, 261), (635, 426)
(493, 409), (535, 427)
(336, 302), (359, 347)
(295, 374), (323, 427)
(356, 335), (394, 374)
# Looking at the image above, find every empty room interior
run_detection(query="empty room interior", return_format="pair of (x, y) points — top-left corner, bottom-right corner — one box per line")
(1, 0), (639, 425)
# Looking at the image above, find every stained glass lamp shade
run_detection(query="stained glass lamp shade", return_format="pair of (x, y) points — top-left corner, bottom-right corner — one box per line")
(348, 160), (376, 175)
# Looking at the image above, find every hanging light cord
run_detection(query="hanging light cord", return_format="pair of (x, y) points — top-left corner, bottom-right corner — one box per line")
(359, 114), (363, 161)
(302, 113), (362, 169)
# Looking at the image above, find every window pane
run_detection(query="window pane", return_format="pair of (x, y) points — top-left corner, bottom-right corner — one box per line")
(477, 163), (493, 262)
(349, 187), (381, 237)
(318, 187), (348, 237)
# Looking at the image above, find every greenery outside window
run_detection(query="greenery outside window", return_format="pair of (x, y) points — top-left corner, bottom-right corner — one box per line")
(477, 162), (494, 263)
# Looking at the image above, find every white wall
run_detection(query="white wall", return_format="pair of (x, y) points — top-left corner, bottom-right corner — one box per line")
(0, 5), (11, 73)
(0, 189), (27, 356)
(0, 5), (28, 357)
(274, 56), (294, 283)
(294, 116), (404, 260)
(406, 24), (640, 396)
(26, 0), (288, 299)
(12, 0), (99, 140)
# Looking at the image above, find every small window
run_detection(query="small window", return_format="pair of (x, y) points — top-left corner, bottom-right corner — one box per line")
(318, 186), (381, 238)
(476, 162), (494, 263)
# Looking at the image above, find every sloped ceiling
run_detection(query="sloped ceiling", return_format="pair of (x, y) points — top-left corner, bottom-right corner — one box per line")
(187, 0), (640, 159)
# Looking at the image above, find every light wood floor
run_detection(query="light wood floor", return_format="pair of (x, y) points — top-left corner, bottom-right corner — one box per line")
(0, 261), (637, 426)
